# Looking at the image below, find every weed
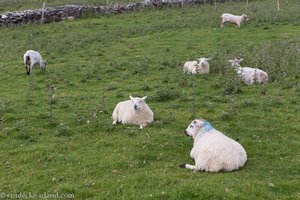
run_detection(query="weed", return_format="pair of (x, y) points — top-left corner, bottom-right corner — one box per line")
(26, 75), (36, 105)
(56, 123), (72, 137)
(262, 95), (272, 112)
(132, 56), (150, 75)
(221, 66), (242, 95)
(48, 84), (57, 126)
(141, 82), (151, 91)
(154, 86), (180, 102)
(0, 98), (9, 131)
(15, 119), (36, 142)
(74, 111), (88, 124)
(218, 111), (230, 121)
(105, 83), (117, 91)
(0, 98), (9, 114)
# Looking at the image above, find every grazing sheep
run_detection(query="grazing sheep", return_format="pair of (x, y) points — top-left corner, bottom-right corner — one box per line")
(180, 119), (247, 172)
(229, 58), (268, 84)
(23, 50), (46, 75)
(221, 13), (249, 28)
(112, 96), (154, 129)
(183, 58), (211, 74)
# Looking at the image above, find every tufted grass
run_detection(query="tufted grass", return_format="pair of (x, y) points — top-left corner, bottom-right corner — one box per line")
(0, 0), (300, 199)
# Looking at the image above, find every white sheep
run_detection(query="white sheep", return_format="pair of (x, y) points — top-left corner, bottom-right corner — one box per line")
(183, 58), (211, 74)
(221, 13), (249, 28)
(23, 50), (47, 75)
(229, 58), (268, 84)
(112, 96), (154, 129)
(180, 119), (247, 172)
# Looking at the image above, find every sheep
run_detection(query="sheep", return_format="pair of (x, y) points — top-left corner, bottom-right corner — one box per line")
(221, 13), (249, 28)
(23, 50), (47, 75)
(228, 58), (268, 84)
(112, 96), (154, 129)
(183, 58), (211, 74)
(180, 119), (247, 172)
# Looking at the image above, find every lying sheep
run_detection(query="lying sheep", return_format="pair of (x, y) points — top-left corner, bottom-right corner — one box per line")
(180, 119), (247, 172)
(221, 13), (249, 28)
(183, 58), (211, 74)
(112, 96), (154, 129)
(229, 58), (268, 84)
(23, 50), (47, 75)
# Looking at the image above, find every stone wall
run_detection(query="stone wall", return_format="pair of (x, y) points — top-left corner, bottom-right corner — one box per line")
(0, 0), (236, 27)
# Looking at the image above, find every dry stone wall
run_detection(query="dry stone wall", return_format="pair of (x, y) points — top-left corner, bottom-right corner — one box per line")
(0, 0), (235, 27)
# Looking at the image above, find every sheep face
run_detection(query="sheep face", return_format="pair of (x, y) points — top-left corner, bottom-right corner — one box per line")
(243, 14), (249, 21)
(228, 58), (243, 67)
(185, 119), (214, 138)
(41, 60), (47, 69)
(185, 119), (203, 138)
(129, 96), (147, 111)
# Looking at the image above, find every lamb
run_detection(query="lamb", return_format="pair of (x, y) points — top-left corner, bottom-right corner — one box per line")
(221, 13), (249, 28)
(23, 50), (47, 75)
(229, 58), (268, 84)
(112, 96), (154, 129)
(183, 58), (211, 74)
(180, 119), (247, 172)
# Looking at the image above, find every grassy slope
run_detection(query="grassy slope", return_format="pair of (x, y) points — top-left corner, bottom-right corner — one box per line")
(0, 1), (300, 199)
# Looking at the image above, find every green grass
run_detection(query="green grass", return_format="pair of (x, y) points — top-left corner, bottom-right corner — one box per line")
(0, 0), (300, 199)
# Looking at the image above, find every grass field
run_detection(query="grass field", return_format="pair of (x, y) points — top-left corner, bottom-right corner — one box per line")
(0, 0), (300, 199)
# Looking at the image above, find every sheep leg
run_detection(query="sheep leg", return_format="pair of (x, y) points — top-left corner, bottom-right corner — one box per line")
(179, 163), (197, 171)
(250, 72), (256, 84)
(139, 124), (146, 129)
(29, 66), (32, 75)
(25, 66), (29, 75)
(26, 65), (31, 75)
(221, 20), (224, 28)
(112, 120), (117, 125)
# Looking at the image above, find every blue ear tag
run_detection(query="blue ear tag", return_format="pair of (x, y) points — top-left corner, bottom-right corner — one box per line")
(202, 121), (213, 132)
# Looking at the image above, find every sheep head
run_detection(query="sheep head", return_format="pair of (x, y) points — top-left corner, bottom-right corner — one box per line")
(129, 96), (147, 111)
(41, 60), (47, 68)
(242, 14), (249, 21)
(198, 57), (211, 62)
(185, 119), (213, 139)
(228, 58), (243, 67)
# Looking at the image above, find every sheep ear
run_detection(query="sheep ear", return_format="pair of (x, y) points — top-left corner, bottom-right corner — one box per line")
(239, 58), (244, 62)
(228, 60), (233, 63)
(206, 58), (212, 61)
(129, 96), (134, 100)
(142, 96), (148, 101)
(193, 119), (201, 127)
